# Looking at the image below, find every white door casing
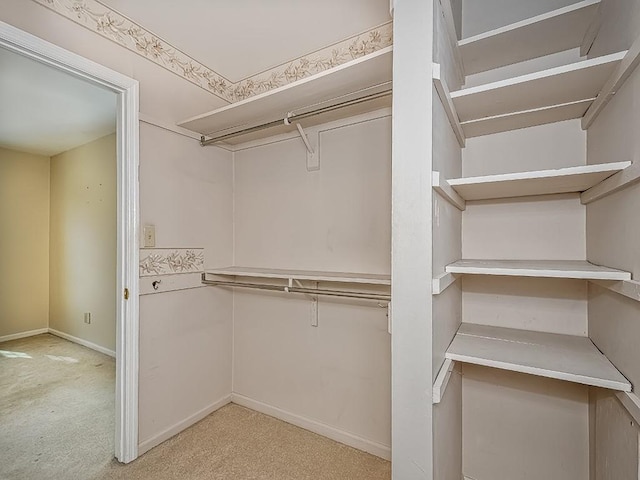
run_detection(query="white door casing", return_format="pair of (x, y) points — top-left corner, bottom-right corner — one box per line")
(0, 20), (140, 463)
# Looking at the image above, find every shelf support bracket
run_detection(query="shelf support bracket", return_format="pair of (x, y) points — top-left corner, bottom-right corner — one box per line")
(581, 161), (639, 204)
(433, 271), (460, 295)
(432, 63), (466, 148)
(285, 115), (319, 172)
(432, 171), (466, 210)
(590, 279), (640, 303)
(433, 358), (456, 404)
(582, 37), (640, 129)
(294, 279), (319, 326)
(615, 391), (640, 426)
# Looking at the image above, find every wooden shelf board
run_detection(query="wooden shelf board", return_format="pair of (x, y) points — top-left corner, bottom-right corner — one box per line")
(445, 259), (631, 280)
(449, 161), (631, 200)
(177, 47), (393, 137)
(459, 0), (601, 75)
(460, 98), (593, 138)
(446, 323), (631, 391)
(451, 52), (625, 123)
(205, 267), (391, 285)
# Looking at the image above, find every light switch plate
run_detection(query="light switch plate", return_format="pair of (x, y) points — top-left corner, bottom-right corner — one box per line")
(143, 225), (156, 247)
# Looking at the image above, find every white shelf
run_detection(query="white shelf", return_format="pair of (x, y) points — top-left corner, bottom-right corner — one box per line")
(445, 260), (631, 280)
(459, 0), (601, 75)
(448, 162), (631, 201)
(450, 52), (625, 137)
(205, 267), (391, 285)
(177, 47), (392, 143)
(446, 323), (631, 391)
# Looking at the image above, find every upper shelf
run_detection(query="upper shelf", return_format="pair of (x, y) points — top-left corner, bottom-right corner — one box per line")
(446, 323), (631, 391)
(448, 161), (631, 201)
(445, 259), (631, 281)
(459, 0), (601, 75)
(452, 51), (624, 123)
(447, 51), (625, 138)
(205, 267), (391, 286)
(177, 47), (392, 143)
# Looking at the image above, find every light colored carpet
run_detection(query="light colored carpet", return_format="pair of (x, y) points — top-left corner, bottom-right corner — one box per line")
(1, 334), (390, 480)
(0, 333), (115, 480)
(96, 403), (391, 480)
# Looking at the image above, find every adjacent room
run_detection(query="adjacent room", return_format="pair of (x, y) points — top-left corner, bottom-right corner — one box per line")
(0, 45), (118, 478)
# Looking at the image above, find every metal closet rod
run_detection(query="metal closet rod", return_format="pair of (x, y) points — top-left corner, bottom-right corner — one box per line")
(200, 88), (392, 146)
(201, 277), (391, 302)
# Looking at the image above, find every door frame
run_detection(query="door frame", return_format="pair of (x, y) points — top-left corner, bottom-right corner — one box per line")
(0, 20), (140, 463)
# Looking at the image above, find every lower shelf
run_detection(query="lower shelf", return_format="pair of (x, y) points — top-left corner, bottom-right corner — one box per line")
(205, 266), (391, 285)
(446, 323), (631, 392)
(445, 259), (631, 281)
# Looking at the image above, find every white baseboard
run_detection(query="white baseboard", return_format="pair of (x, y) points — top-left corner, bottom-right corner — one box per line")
(138, 394), (232, 456)
(0, 328), (49, 343)
(48, 328), (116, 358)
(231, 393), (391, 460)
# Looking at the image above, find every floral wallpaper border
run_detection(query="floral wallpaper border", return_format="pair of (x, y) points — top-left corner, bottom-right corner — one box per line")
(139, 248), (204, 277)
(32, 0), (393, 103)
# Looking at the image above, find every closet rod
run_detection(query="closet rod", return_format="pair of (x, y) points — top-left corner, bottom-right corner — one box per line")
(201, 277), (391, 301)
(200, 88), (392, 146)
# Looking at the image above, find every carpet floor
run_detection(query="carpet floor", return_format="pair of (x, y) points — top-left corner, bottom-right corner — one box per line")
(0, 334), (115, 480)
(1, 334), (390, 480)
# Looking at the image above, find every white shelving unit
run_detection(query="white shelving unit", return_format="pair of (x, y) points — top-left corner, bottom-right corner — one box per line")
(447, 161), (631, 201)
(445, 259), (631, 280)
(177, 47), (392, 143)
(412, 0), (640, 477)
(205, 266), (391, 285)
(458, 0), (601, 75)
(446, 323), (631, 391)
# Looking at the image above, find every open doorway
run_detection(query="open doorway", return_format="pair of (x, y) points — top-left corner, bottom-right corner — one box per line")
(0, 22), (138, 470)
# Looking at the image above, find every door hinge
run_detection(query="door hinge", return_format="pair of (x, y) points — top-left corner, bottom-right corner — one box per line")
(124, 288), (129, 300)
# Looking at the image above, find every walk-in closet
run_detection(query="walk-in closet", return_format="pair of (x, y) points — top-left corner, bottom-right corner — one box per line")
(17, 0), (634, 477)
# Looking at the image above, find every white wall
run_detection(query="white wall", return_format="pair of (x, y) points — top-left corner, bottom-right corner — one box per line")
(138, 123), (234, 452)
(49, 134), (116, 351)
(460, 117), (590, 479)
(585, 2), (640, 476)
(0, 147), (50, 339)
(231, 115), (391, 455)
(233, 116), (391, 274)
(463, 365), (589, 480)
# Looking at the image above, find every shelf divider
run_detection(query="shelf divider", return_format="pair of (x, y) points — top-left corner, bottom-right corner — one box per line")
(446, 323), (632, 391)
(448, 161), (631, 201)
(445, 259), (631, 281)
(459, 0), (601, 75)
(451, 52), (625, 123)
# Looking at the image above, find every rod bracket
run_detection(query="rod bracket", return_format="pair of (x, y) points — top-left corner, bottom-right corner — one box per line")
(294, 123), (319, 171)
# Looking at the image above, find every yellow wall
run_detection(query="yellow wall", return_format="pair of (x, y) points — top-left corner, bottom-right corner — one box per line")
(0, 147), (50, 338)
(49, 134), (116, 351)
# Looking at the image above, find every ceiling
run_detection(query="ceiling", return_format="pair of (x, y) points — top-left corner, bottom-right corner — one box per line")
(100, 0), (391, 81)
(0, 47), (116, 157)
